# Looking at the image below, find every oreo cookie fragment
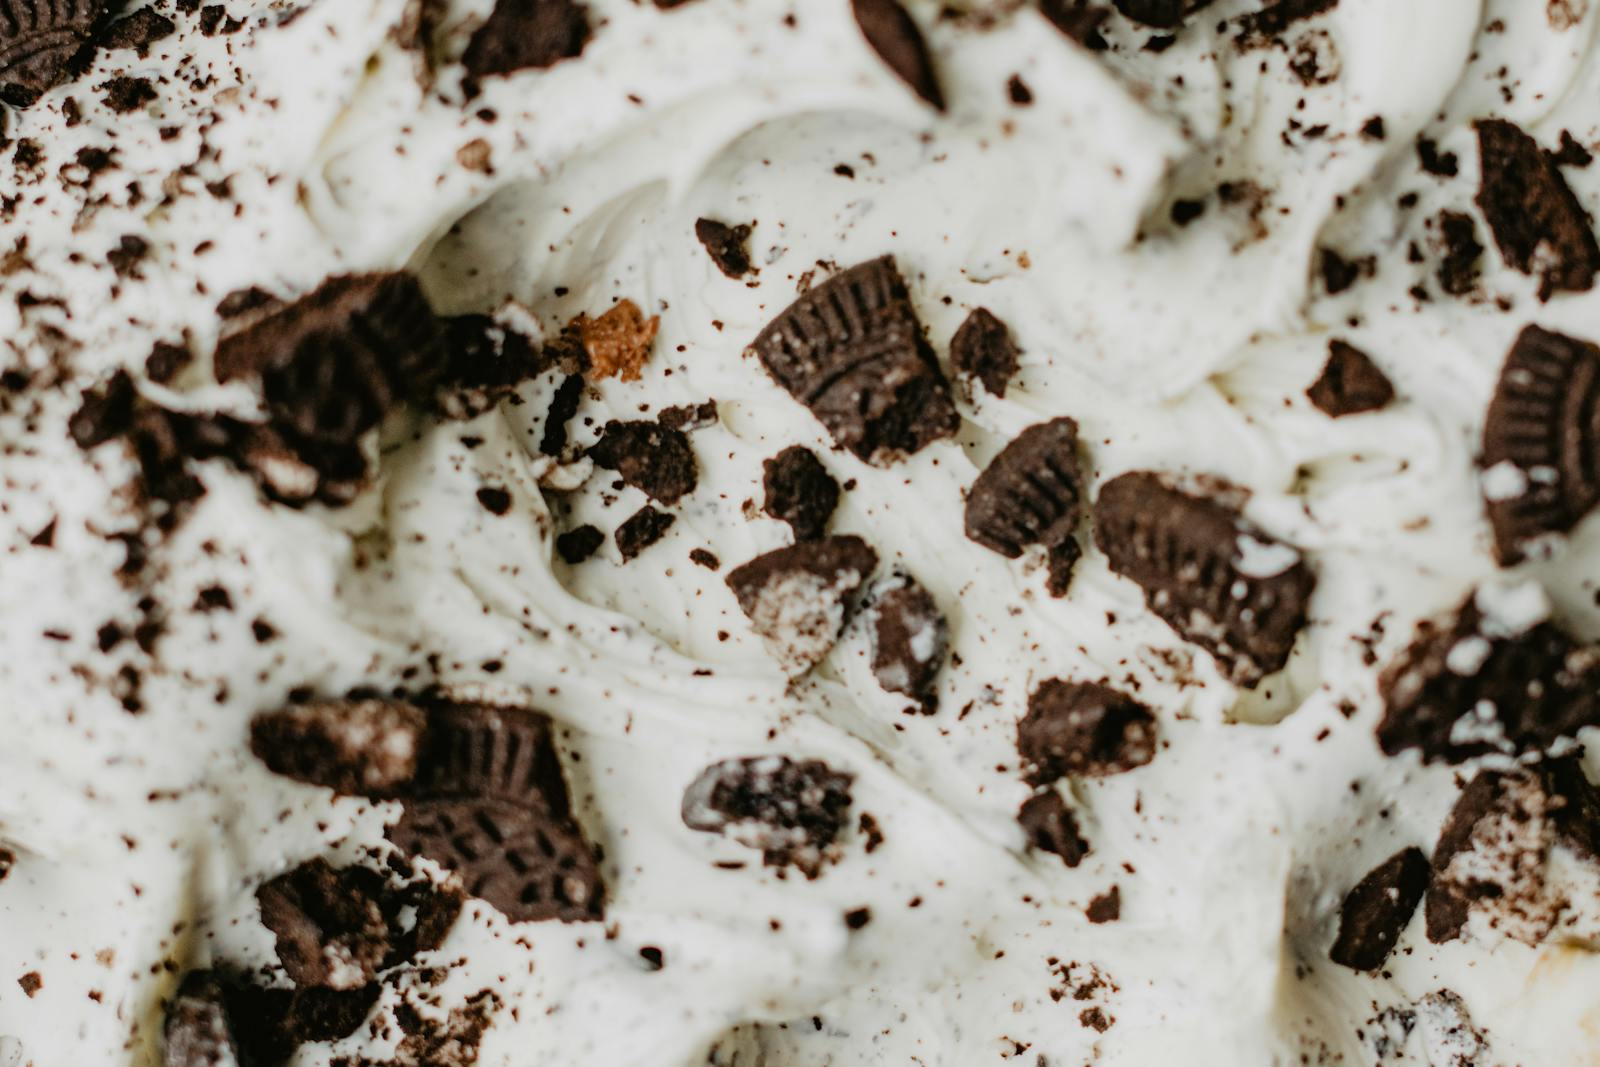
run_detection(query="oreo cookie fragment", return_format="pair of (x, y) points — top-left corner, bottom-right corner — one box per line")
(162, 973), (238, 1067)
(965, 418), (1086, 597)
(1018, 680), (1157, 785)
(1436, 210), (1484, 297)
(695, 218), (753, 279)
(1307, 340), (1395, 417)
(950, 307), (1020, 398)
(256, 861), (394, 990)
(748, 256), (958, 464)
(588, 420), (697, 505)
(1113, 0), (1215, 29)
(1094, 472), (1316, 687)
(1329, 847), (1430, 972)
(0, 0), (104, 106)
(462, 0), (590, 79)
(1481, 325), (1600, 563)
(1019, 791), (1089, 868)
(762, 445), (840, 542)
(555, 524), (604, 564)
(434, 308), (544, 420)
(250, 698), (426, 798)
(1377, 594), (1600, 764)
(869, 573), (948, 709)
(1475, 119), (1600, 300)
(850, 0), (943, 111)
(726, 535), (878, 676)
(682, 756), (854, 878)
(615, 505), (675, 561)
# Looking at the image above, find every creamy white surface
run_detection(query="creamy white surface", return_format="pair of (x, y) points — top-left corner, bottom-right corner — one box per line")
(2, 0), (1600, 1064)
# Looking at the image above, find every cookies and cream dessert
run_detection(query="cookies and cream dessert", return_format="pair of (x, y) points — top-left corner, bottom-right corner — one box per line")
(1, 1), (1599, 1064)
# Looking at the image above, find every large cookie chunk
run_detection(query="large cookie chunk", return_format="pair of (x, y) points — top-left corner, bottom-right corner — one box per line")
(726, 535), (879, 676)
(1475, 119), (1600, 300)
(682, 756), (854, 878)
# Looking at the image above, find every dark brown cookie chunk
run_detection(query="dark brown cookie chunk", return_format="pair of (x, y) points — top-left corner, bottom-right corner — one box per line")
(656, 399), (718, 432)
(1475, 119), (1600, 301)
(1329, 847), (1430, 972)
(462, 0), (590, 79)
(1018, 680), (1158, 785)
(950, 307), (1020, 398)
(965, 418), (1085, 597)
(694, 218), (753, 279)
(762, 446), (840, 542)
(747, 256), (958, 464)
(163, 973), (238, 1067)
(1094, 472), (1316, 687)
(1436, 210), (1484, 296)
(588, 419), (697, 505)
(1377, 597), (1600, 764)
(250, 698), (427, 798)
(98, 7), (174, 54)
(615, 505), (675, 561)
(1481, 325), (1600, 564)
(257, 860), (394, 990)
(434, 311), (544, 420)
(682, 756), (854, 878)
(1018, 790), (1089, 867)
(555, 524), (604, 564)
(222, 980), (381, 1065)
(726, 535), (878, 675)
(1112, 0), (1215, 29)
(1307, 340), (1395, 417)
(850, 0), (943, 111)
(1236, 0), (1338, 44)
(0, 0), (104, 106)
(869, 573), (947, 708)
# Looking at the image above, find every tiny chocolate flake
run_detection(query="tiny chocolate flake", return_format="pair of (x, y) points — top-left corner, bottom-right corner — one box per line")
(1554, 130), (1594, 169)
(1018, 680), (1158, 785)
(1307, 340), (1395, 417)
(1113, 0), (1215, 29)
(694, 218), (753, 279)
(748, 256), (958, 464)
(1481, 325), (1600, 563)
(462, 0), (590, 79)
(162, 972), (238, 1067)
(555, 524), (604, 564)
(1329, 847), (1429, 971)
(850, 0), (944, 111)
(1086, 886), (1121, 924)
(950, 307), (1020, 398)
(1436, 210), (1484, 296)
(588, 419), (697, 504)
(689, 547), (719, 569)
(1094, 472), (1316, 686)
(0, 0), (105, 107)
(1475, 118), (1600, 300)
(870, 574), (947, 708)
(1318, 247), (1373, 295)
(844, 906), (872, 929)
(964, 418), (1085, 597)
(762, 446), (840, 542)
(1019, 791), (1088, 867)
(615, 505), (675, 561)
(251, 698), (427, 798)
(475, 486), (511, 515)
(682, 756), (854, 878)
(726, 536), (878, 676)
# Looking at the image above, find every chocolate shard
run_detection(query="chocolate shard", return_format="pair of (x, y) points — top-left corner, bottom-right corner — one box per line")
(1093, 472), (1316, 687)
(965, 418), (1086, 596)
(726, 535), (878, 676)
(1307, 341), (1395, 417)
(162, 972), (239, 1067)
(1018, 680), (1158, 785)
(0, 0), (104, 106)
(1113, 0), (1215, 29)
(682, 756), (854, 878)
(462, 0), (590, 79)
(615, 504), (675, 561)
(869, 573), (948, 708)
(694, 218), (753, 279)
(386, 703), (605, 924)
(1329, 847), (1430, 972)
(257, 861), (394, 990)
(1475, 119), (1600, 301)
(1019, 790), (1089, 867)
(1481, 325), (1600, 564)
(1377, 595), (1600, 764)
(250, 699), (427, 798)
(762, 445), (840, 542)
(588, 419), (697, 505)
(850, 0), (943, 111)
(747, 256), (958, 464)
(950, 307), (1020, 398)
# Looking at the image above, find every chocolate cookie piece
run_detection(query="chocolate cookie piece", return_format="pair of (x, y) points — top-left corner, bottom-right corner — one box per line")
(98, 7), (174, 55)
(1377, 597), (1600, 764)
(1475, 119), (1600, 300)
(966, 419), (1086, 597)
(1019, 790), (1089, 867)
(615, 505), (675, 561)
(695, 218), (753, 279)
(0, 0), (104, 106)
(1307, 340), (1395, 417)
(250, 698), (427, 798)
(748, 256), (958, 464)
(462, 0), (590, 79)
(851, 0), (943, 111)
(434, 310), (544, 420)
(682, 756), (854, 878)
(869, 574), (947, 708)
(1329, 847), (1430, 972)
(1236, 0), (1338, 44)
(1436, 210), (1484, 296)
(257, 861), (394, 990)
(950, 307), (1020, 398)
(762, 446), (840, 542)
(163, 973), (238, 1067)
(222, 980), (381, 1065)
(1094, 472), (1316, 686)
(555, 524), (604, 564)
(1018, 680), (1158, 785)
(1481, 325), (1600, 564)
(387, 703), (604, 924)
(588, 420), (697, 505)
(1112, 0), (1215, 29)
(726, 535), (878, 675)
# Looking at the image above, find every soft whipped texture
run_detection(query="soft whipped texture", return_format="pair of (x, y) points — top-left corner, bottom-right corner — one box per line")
(2, 0), (1600, 1063)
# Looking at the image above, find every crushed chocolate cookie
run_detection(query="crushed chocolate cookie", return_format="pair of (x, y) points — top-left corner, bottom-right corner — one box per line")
(682, 756), (854, 878)
(747, 256), (957, 464)
(462, 0), (590, 79)
(726, 535), (878, 676)
(1019, 790), (1089, 867)
(1113, 0), (1214, 29)
(555, 524), (604, 564)
(1436, 210), (1484, 296)
(578, 299), (658, 381)
(162, 972), (239, 1067)
(98, 7), (174, 54)
(1307, 340), (1395, 417)
(1086, 886), (1121, 923)
(1318, 247), (1375, 295)
(257, 861), (398, 990)
(1481, 325), (1600, 563)
(949, 307), (1020, 398)
(1553, 130), (1594, 169)
(1475, 119), (1600, 300)
(850, 0), (944, 111)
(615, 505), (675, 561)
(1094, 472), (1316, 686)
(1236, 0), (1339, 45)
(434, 309), (544, 420)
(101, 75), (155, 113)
(762, 445), (840, 542)
(694, 218), (754, 279)
(251, 698), (427, 798)
(0, 0), (104, 107)
(656, 399), (718, 433)
(965, 418), (1085, 596)
(1417, 137), (1459, 177)
(869, 573), (947, 709)
(689, 547), (719, 569)
(540, 374), (584, 456)
(1329, 847), (1430, 971)
(588, 419), (697, 504)
(221, 979), (380, 1064)
(1018, 680), (1158, 784)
